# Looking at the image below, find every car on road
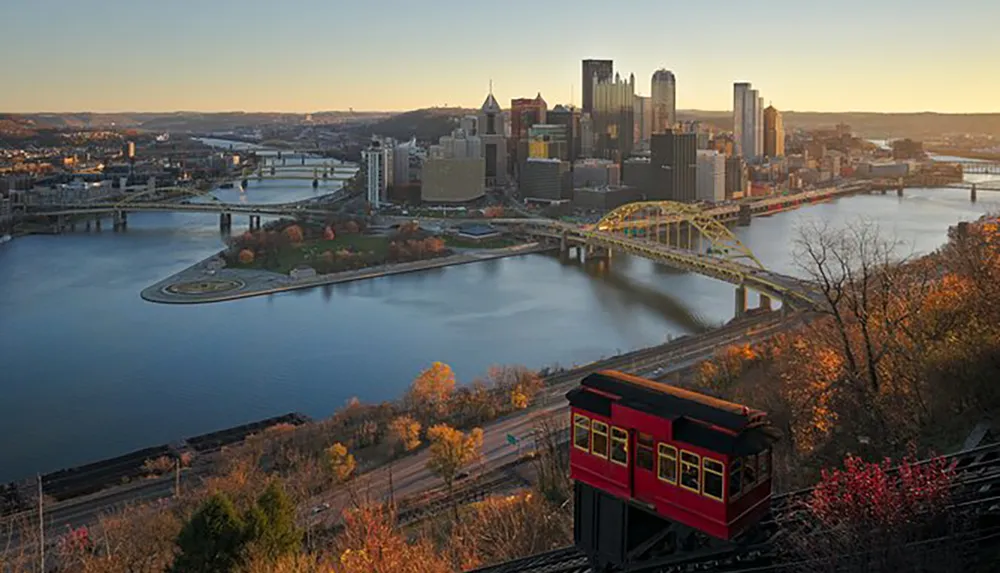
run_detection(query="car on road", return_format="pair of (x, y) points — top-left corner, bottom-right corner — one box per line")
(311, 502), (330, 514)
(455, 471), (470, 481)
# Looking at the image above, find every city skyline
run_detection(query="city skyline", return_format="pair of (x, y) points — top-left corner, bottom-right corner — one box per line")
(1, 0), (998, 114)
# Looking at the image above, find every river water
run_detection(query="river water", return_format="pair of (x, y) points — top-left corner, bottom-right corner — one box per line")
(1, 147), (997, 483)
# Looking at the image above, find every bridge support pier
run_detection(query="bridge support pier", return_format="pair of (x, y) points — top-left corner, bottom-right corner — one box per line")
(897, 186), (904, 197)
(559, 233), (568, 256)
(241, 179), (248, 188)
(312, 179), (319, 188)
(737, 204), (752, 226)
(971, 184), (977, 203)
(249, 215), (262, 231)
(735, 285), (747, 318)
(758, 294), (772, 312)
(113, 211), (127, 232)
(94, 218), (101, 232)
(220, 213), (232, 231)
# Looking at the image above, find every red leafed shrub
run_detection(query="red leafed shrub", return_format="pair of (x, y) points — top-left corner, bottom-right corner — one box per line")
(809, 454), (956, 529)
(324, 226), (336, 240)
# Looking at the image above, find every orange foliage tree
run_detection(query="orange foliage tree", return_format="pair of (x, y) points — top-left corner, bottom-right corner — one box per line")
(406, 362), (457, 421)
(239, 249), (256, 264)
(324, 226), (336, 241)
(284, 225), (304, 244)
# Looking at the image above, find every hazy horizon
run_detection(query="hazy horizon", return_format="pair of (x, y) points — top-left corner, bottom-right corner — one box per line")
(2, 0), (997, 114)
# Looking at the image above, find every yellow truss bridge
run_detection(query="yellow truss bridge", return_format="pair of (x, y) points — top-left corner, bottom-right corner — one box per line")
(509, 201), (822, 313)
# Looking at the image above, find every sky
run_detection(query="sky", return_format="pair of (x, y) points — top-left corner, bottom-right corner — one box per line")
(2, 0), (998, 114)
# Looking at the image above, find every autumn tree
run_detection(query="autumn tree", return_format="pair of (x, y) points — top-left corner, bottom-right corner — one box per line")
(426, 424), (484, 520)
(323, 226), (336, 241)
(406, 362), (457, 422)
(388, 416), (422, 455)
(284, 225), (304, 244)
(171, 494), (247, 573)
(783, 453), (960, 572)
(238, 249), (255, 264)
(334, 503), (453, 573)
(326, 442), (357, 483)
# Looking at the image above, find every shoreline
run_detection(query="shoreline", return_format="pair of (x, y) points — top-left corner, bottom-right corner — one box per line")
(140, 242), (556, 304)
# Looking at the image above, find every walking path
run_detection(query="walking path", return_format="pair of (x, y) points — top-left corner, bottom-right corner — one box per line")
(141, 242), (553, 304)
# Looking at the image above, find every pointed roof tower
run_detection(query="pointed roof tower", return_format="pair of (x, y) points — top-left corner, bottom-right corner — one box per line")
(481, 81), (501, 113)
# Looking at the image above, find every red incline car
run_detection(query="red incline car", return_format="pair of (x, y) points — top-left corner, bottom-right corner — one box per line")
(567, 370), (780, 569)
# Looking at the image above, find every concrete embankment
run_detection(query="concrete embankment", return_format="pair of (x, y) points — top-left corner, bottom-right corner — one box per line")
(141, 243), (555, 305)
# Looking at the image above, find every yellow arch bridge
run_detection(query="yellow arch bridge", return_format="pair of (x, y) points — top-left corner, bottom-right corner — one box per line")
(503, 201), (823, 315)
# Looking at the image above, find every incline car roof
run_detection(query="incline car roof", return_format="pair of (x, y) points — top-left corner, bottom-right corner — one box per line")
(581, 370), (766, 433)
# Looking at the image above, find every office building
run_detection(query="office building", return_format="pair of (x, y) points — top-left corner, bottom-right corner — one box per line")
(362, 138), (391, 209)
(763, 105), (784, 159)
(696, 150), (726, 203)
(510, 93), (548, 177)
(479, 91), (508, 187)
(422, 128), (485, 203)
(124, 141), (136, 160)
(593, 72), (635, 161)
(573, 186), (642, 210)
(633, 95), (652, 149)
(521, 158), (571, 202)
(573, 159), (620, 188)
(392, 137), (424, 188)
(528, 124), (569, 160)
(650, 130), (697, 202)
(547, 105), (581, 161)
(579, 113), (594, 158)
(651, 70), (676, 134)
(733, 82), (763, 161)
(725, 156), (748, 198)
(582, 59), (614, 114)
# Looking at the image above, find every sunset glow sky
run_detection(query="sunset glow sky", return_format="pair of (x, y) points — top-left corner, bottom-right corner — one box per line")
(2, 0), (998, 113)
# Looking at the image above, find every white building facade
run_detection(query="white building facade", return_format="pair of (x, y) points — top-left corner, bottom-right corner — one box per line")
(696, 150), (726, 203)
(733, 82), (764, 162)
(362, 139), (391, 209)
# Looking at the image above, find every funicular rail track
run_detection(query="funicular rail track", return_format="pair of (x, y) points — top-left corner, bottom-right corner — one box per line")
(466, 441), (1000, 573)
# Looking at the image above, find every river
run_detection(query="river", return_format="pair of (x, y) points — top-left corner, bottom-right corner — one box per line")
(0, 150), (997, 483)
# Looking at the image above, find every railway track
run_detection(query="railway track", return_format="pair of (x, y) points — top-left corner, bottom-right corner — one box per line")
(466, 441), (1000, 573)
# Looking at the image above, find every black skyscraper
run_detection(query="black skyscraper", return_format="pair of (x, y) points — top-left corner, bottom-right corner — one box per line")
(650, 130), (697, 202)
(581, 59), (613, 114)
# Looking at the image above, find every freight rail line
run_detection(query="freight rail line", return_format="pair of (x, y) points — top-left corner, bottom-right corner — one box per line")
(466, 441), (1000, 573)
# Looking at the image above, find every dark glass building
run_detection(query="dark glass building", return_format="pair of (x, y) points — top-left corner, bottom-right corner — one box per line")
(582, 59), (613, 114)
(650, 130), (697, 202)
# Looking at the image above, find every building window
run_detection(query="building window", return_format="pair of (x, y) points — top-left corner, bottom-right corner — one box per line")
(743, 454), (757, 486)
(573, 414), (590, 452)
(729, 459), (743, 499)
(680, 451), (701, 493)
(759, 449), (771, 481)
(610, 427), (628, 466)
(657, 444), (677, 484)
(703, 458), (725, 501)
(636, 433), (654, 471)
(592, 421), (609, 459)
(486, 114), (496, 135)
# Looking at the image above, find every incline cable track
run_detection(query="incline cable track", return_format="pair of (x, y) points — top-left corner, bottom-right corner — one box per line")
(466, 441), (1000, 573)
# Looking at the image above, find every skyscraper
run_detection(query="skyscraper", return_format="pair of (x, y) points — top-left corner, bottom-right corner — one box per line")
(362, 138), (390, 209)
(582, 59), (613, 114)
(510, 93), (548, 179)
(593, 72), (635, 161)
(478, 90), (508, 187)
(547, 105), (581, 161)
(651, 70), (676, 134)
(650, 130), (697, 202)
(733, 82), (763, 161)
(763, 105), (784, 158)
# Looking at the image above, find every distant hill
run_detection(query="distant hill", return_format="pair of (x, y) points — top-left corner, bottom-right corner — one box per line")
(350, 107), (474, 144)
(679, 110), (1000, 139)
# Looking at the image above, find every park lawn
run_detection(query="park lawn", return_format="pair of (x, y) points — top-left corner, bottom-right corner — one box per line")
(239, 235), (391, 274)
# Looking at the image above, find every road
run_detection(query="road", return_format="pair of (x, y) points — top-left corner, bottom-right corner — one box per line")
(1, 311), (803, 551)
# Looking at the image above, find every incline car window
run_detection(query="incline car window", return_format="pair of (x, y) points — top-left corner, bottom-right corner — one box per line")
(743, 454), (757, 485)
(759, 449), (771, 480)
(680, 451), (701, 492)
(636, 433), (654, 471)
(729, 459), (743, 499)
(592, 421), (609, 458)
(610, 427), (628, 466)
(573, 414), (590, 451)
(657, 443), (677, 484)
(702, 458), (724, 501)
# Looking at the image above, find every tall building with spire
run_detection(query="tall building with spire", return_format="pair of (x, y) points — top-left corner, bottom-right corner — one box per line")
(478, 88), (508, 187)
(593, 72), (635, 161)
(763, 104), (784, 158)
(651, 70), (676, 134)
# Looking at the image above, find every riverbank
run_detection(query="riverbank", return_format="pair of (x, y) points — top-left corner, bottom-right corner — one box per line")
(140, 242), (555, 304)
